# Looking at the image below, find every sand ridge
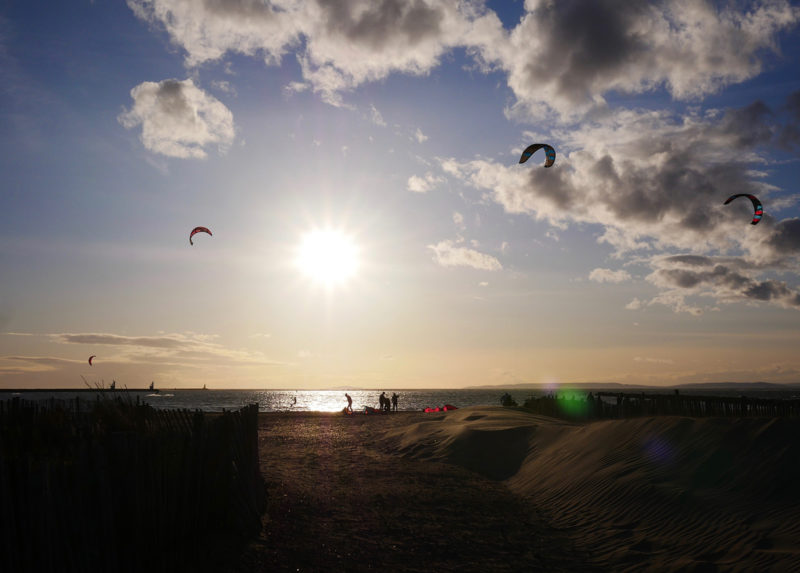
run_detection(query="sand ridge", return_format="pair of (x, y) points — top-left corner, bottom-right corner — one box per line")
(384, 406), (800, 572)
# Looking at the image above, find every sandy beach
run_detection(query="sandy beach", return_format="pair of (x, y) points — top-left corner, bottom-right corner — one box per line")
(227, 407), (800, 572)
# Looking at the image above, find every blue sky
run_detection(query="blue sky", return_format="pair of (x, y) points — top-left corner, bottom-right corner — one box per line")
(2, 0), (800, 389)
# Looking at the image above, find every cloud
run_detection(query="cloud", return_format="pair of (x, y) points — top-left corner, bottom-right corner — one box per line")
(52, 332), (284, 366)
(646, 255), (800, 311)
(369, 104), (386, 126)
(428, 240), (502, 270)
(634, 356), (675, 364)
(589, 268), (631, 283)
(440, 100), (800, 312)
(118, 78), (235, 158)
(414, 127), (428, 143)
(407, 172), (444, 193)
(480, 0), (800, 119)
(127, 1), (798, 117)
(626, 297), (644, 310)
(56, 333), (187, 349)
(126, 0), (504, 106)
(443, 103), (799, 257)
(4, 356), (80, 368)
(126, 0), (300, 67)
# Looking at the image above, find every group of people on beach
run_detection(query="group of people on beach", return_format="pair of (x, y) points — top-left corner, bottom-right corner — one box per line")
(343, 391), (398, 414)
(379, 391), (398, 412)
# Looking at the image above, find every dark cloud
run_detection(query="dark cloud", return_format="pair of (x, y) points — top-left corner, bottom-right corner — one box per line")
(318, 0), (444, 48)
(777, 90), (800, 148)
(499, 0), (800, 118)
(522, 0), (649, 105)
(5, 356), (79, 366)
(662, 255), (715, 267)
(765, 218), (800, 255)
(651, 263), (800, 309)
(718, 101), (774, 148)
(154, 79), (195, 119)
(201, 0), (279, 19)
(784, 90), (800, 121)
(525, 163), (578, 210)
(57, 333), (186, 349)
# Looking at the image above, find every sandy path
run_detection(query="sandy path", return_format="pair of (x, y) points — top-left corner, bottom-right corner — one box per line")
(226, 412), (591, 572)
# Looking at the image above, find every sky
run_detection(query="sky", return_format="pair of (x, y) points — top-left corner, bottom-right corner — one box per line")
(1, 0), (800, 390)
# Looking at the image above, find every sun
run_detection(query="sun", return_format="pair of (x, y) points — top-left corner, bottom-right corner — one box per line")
(295, 228), (360, 286)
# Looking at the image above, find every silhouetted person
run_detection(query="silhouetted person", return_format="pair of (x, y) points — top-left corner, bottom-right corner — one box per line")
(391, 393), (398, 412)
(380, 391), (387, 412)
(345, 393), (353, 414)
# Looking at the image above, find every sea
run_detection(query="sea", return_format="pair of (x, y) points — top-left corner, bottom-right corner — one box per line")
(2, 386), (799, 413)
(0, 388), (530, 413)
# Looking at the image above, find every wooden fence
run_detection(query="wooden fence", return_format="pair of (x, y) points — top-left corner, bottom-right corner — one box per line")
(520, 391), (800, 421)
(0, 396), (265, 573)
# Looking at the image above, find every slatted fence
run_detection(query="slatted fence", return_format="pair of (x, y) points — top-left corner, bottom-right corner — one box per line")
(0, 396), (264, 573)
(520, 391), (800, 421)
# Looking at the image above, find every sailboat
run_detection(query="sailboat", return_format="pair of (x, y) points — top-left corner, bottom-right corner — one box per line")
(202, 384), (208, 391)
(149, 381), (160, 394)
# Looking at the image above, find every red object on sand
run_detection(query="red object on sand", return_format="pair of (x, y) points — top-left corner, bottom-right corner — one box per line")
(424, 405), (458, 413)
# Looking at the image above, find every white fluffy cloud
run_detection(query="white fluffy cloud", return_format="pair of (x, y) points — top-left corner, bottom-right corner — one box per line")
(407, 172), (444, 193)
(118, 78), (235, 158)
(428, 239), (502, 271)
(589, 268), (632, 283)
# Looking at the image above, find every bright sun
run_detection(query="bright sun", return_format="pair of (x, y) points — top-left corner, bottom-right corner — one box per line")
(295, 228), (360, 286)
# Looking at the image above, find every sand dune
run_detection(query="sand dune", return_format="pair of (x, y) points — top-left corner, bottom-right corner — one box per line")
(383, 407), (800, 572)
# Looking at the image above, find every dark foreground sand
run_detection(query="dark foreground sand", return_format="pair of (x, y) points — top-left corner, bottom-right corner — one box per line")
(227, 407), (800, 572)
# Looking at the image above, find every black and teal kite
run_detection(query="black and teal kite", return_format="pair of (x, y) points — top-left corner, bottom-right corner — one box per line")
(519, 143), (556, 168)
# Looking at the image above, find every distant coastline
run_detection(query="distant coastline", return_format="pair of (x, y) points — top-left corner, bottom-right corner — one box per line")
(466, 381), (800, 391)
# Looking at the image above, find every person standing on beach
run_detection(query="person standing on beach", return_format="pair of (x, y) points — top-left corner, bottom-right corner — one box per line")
(380, 391), (387, 412)
(345, 393), (353, 414)
(391, 393), (398, 412)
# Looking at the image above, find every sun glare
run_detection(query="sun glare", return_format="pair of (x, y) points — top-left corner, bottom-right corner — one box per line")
(295, 228), (360, 286)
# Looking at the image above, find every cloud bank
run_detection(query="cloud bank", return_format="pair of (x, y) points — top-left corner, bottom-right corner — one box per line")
(437, 95), (800, 312)
(126, 0), (798, 117)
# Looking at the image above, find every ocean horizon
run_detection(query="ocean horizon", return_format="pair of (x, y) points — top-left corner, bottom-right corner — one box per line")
(3, 385), (800, 413)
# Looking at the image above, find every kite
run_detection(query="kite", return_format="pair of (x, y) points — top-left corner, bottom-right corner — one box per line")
(723, 194), (763, 225)
(88, 355), (96, 366)
(190, 226), (212, 245)
(423, 404), (458, 413)
(519, 143), (556, 168)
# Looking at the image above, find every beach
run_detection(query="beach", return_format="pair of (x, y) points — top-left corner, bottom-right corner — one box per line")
(225, 407), (800, 572)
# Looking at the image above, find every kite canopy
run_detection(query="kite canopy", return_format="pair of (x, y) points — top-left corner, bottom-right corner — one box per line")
(723, 194), (763, 225)
(88, 355), (95, 366)
(519, 143), (556, 168)
(424, 404), (458, 413)
(190, 226), (212, 245)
